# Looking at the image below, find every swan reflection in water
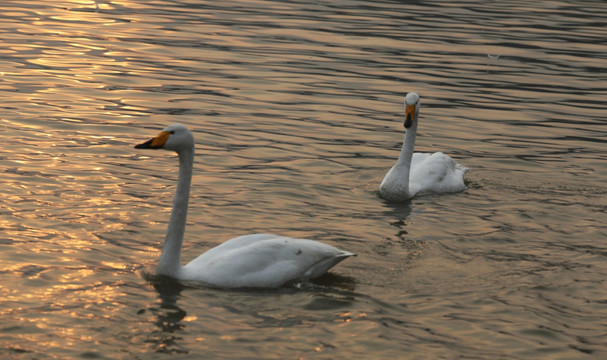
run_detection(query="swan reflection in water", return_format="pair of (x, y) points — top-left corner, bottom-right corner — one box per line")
(142, 276), (188, 354)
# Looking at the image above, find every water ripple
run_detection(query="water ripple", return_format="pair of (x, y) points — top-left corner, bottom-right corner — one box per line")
(1, 0), (606, 358)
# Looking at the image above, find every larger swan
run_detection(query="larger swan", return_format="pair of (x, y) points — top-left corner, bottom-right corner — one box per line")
(135, 124), (354, 288)
(379, 93), (469, 201)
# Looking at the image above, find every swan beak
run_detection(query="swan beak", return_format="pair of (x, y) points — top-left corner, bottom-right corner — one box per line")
(404, 103), (416, 128)
(135, 131), (170, 149)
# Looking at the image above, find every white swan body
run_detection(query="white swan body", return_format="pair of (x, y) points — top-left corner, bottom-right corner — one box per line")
(135, 124), (353, 288)
(379, 93), (469, 201)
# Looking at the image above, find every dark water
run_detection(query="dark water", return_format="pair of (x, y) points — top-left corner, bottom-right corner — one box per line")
(1, 0), (606, 358)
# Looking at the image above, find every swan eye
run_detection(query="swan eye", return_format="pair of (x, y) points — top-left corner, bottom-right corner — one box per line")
(169, 130), (175, 134)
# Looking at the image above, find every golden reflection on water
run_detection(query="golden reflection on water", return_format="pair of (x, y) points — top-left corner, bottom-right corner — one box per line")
(0, 0), (605, 358)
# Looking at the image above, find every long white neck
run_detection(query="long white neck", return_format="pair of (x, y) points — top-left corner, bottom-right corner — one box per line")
(395, 116), (418, 193)
(157, 148), (193, 277)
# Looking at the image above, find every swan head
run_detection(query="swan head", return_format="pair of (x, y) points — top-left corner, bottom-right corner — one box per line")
(404, 92), (420, 129)
(135, 123), (194, 153)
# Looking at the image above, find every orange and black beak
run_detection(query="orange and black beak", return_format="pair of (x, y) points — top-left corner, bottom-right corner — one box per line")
(135, 130), (170, 149)
(404, 102), (416, 129)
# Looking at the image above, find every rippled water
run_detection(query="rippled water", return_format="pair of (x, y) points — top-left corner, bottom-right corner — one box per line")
(1, 0), (606, 358)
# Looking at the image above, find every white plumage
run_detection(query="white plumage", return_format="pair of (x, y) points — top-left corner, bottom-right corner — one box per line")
(379, 93), (469, 201)
(135, 124), (353, 288)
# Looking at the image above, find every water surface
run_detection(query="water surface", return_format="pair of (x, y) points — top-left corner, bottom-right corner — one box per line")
(1, 0), (606, 358)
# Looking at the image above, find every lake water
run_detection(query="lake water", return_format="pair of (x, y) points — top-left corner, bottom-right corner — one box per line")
(1, 0), (605, 358)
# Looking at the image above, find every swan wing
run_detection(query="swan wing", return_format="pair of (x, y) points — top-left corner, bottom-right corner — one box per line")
(181, 234), (353, 288)
(194, 233), (282, 256)
(409, 152), (469, 195)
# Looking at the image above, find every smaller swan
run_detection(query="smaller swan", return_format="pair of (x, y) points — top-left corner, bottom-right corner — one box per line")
(379, 93), (469, 201)
(135, 124), (354, 288)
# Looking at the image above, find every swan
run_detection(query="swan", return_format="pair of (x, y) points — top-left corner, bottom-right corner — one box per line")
(379, 92), (469, 201)
(134, 124), (354, 288)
